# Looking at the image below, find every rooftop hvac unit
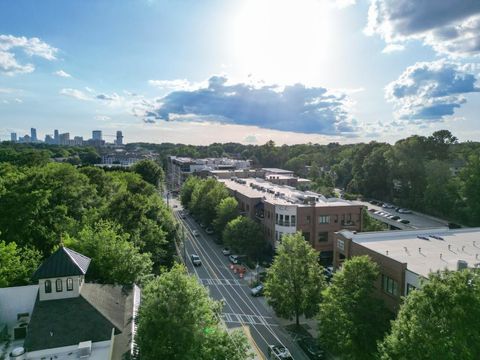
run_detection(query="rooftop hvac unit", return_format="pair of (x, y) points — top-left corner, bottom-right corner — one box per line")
(457, 260), (468, 270)
(78, 340), (92, 359)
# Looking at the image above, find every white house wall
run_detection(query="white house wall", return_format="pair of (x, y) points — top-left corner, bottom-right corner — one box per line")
(0, 285), (38, 327)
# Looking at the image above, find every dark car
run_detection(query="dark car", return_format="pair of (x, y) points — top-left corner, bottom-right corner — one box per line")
(400, 219), (410, 224)
(297, 337), (325, 359)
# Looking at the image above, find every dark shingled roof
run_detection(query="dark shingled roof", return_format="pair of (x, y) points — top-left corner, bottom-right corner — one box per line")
(32, 247), (90, 280)
(23, 284), (137, 353)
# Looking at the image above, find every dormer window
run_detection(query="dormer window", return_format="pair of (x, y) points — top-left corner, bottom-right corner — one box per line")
(56, 279), (63, 292)
(45, 280), (52, 293)
(67, 278), (73, 291)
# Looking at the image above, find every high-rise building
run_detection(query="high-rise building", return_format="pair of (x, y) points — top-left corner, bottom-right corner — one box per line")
(54, 129), (59, 144)
(92, 130), (102, 141)
(115, 131), (123, 145)
(10, 132), (17, 142)
(31, 128), (37, 142)
(45, 135), (54, 144)
(73, 136), (84, 146)
(59, 133), (70, 146)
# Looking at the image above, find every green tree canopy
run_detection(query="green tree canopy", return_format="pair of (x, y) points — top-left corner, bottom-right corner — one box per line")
(264, 232), (325, 325)
(213, 197), (239, 236)
(66, 221), (152, 284)
(0, 240), (42, 287)
(379, 269), (480, 360)
(132, 159), (164, 188)
(136, 264), (252, 360)
(223, 217), (266, 261)
(318, 256), (390, 359)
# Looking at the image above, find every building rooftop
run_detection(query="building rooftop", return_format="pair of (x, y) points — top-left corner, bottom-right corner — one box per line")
(32, 247), (91, 280)
(220, 178), (356, 207)
(262, 168), (294, 174)
(24, 284), (135, 354)
(339, 227), (480, 277)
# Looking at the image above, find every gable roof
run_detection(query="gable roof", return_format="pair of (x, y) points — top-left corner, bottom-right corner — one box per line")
(32, 247), (91, 280)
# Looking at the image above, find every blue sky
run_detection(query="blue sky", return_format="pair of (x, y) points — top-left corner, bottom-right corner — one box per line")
(1, 0), (479, 144)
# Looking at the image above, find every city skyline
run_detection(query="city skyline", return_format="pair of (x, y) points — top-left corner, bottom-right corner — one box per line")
(0, 1), (479, 145)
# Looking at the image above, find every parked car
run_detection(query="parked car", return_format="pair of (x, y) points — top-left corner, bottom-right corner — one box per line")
(192, 229), (199, 237)
(297, 337), (325, 359)
(190, 254), (201, 266)
(368, 208), (376, 212)
(205, 227), (214, 235)
(397, 219), (410, 224)
(324, 266), (334, 282)
(250, 284), (264, 297)
(369, 200), (379, 205)
(448, 222), (461, 229)
(180, 212), (186, 219)
(229, 254), (240, 264)
(382, 203), (395, 209)
(200, 223), (206, 228)
(267, 345), (293, 360)
(222, 248), (231, 255)
(397, 208), (412, 214)
(391, 215), (400, 220)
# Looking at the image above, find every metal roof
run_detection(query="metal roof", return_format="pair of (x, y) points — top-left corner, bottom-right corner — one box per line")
(32, 247), (91, 280)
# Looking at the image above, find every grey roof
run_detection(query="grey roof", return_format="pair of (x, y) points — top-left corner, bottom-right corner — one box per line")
(24, 284), (136, 356)
(32, 247), (91, 280)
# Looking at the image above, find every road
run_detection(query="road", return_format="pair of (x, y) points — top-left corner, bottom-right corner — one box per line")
(169, 197), (309, 360)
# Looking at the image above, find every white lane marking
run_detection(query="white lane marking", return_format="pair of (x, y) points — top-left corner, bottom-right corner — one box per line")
(200, 278), (241, 286)
(222, 313), (278, 326)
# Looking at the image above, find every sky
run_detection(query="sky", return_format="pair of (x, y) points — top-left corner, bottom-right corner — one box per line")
(0, 0), (479, 145)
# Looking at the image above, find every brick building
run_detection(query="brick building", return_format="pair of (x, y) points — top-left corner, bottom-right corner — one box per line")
(333, 227), (480, 312)
(220, 177), (364, 265)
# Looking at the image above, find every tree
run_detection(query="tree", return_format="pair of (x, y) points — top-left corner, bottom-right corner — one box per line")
(460, 154), (480, 226)
(67, 221), (153, 284)
(0, 241), (41, 287)
(136, 264), (252, 360)
(379, 269), (480, 360)
(264, 232), (325, 326)
(223, 217), (266, 261)
(133, 159), (164, 188)
(318, 256), (390, 359)
(180, 176), (200, 208)
(213, 197), (239, 236)
(362, 208), (388, 232)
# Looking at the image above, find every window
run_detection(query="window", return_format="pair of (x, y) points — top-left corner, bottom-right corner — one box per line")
(279, 214), (284, 226)
(267, 211), (270, 219)
(246, 204), (250, 212)
(406, 283), (417, 295)
(302, 232), (310, 242)
(56, 279), (63, 292)
(291, 215), (296, 227)
(285, 215), (290, 226)
(318, 232), (328, 242)
(306, 215), (311, 225)
(45, 280), (52, 293)
(382, 275), (398, 296)
(318, 215), (330, 224)
(334, 215), (338, 223)
(67, 278), (73, 291)
(275, 213), (279, 224)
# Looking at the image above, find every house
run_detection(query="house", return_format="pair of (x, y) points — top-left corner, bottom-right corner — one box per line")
(0, 247), (140, 360)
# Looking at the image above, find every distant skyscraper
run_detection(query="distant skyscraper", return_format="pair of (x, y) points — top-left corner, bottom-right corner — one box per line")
(54, 129), (59, 144)
(116, 131), (123, 145)
(59, 133), (70, 145)
(92, 130), (102, 141)
(31, 128), (37, 142)
(45, 135), (53, 144)
(10, 132), (17, 142)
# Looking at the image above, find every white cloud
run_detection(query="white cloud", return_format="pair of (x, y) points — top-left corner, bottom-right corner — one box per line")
(54, 70), (71, 78)
(382, 44), (405, 53)
(94, 115), (111, 121)
(0, 51), (34, 75)
(148, 79), (198, 92)
(366, 0), (480, 56)
(14, 98), (22, 103)
(386, 60), (480, 121)
(332, 0), (356, 9)
(60, 88), (92, 101)
(0, 34), (58, 75)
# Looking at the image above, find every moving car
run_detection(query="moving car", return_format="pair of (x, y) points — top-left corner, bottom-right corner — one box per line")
(297, 337), (325, 359)
(190, 254), (201, 266)
(192, 229), (199, 237)
(250, 284), (264, 297)
(222, 247), (231, 256)
(267, 345), (293, 360)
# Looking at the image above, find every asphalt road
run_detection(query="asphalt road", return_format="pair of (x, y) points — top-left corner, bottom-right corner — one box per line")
(169, 197), (309, 360)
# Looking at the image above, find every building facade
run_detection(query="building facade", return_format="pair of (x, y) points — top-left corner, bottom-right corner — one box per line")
(220, 177), (364, 264)
(333, 227), (480, 312)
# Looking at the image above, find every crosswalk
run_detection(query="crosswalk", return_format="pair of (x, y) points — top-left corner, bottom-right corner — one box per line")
(221, 312), (278, 326)
(200, 278), (241, 286)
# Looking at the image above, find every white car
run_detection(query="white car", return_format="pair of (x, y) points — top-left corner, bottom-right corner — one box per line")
(229, 254), (240, 264)
(267, 345), (293, 360)
(222, 248), (231, 256)
(192, 229), (199, 237)
(190, 254), (201, 266)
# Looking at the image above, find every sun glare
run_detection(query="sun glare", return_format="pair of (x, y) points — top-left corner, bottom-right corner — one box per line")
(232, 0), (334, 85)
